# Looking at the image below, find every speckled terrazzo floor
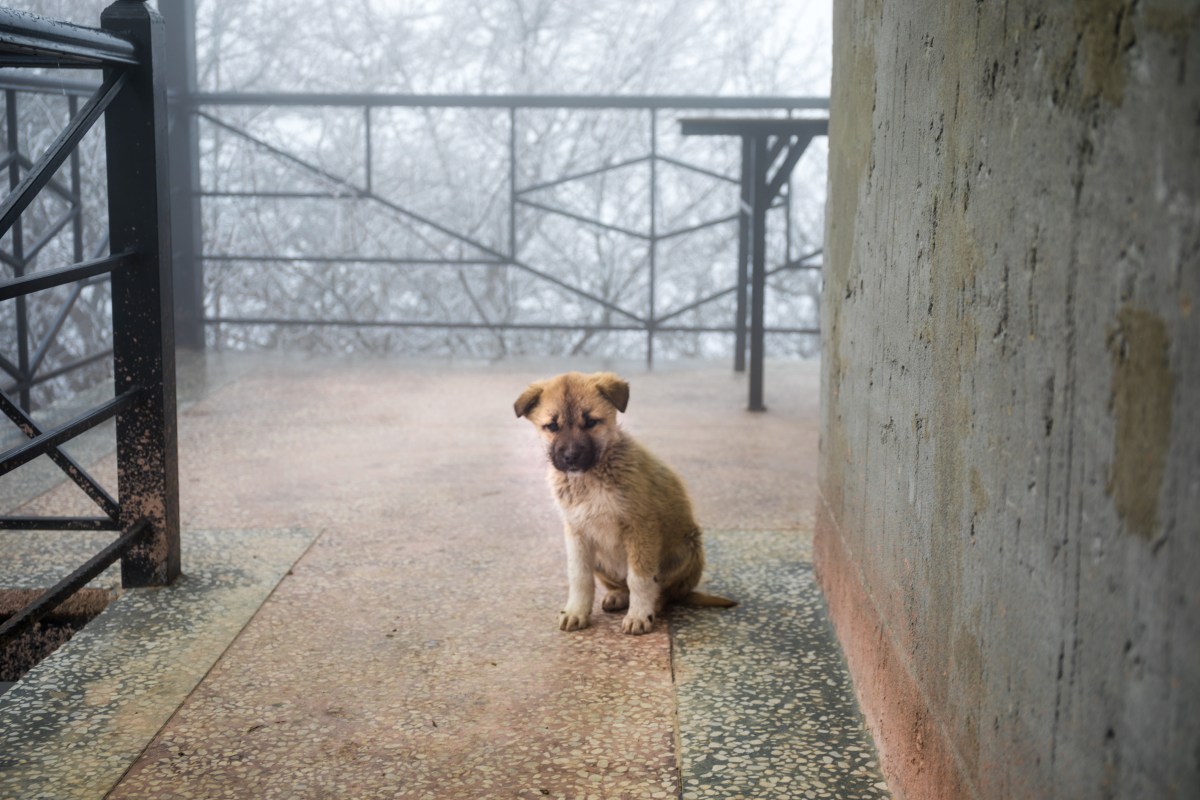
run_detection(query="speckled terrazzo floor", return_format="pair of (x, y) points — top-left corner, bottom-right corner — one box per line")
(0, 528), (316, 799)
(1, 356), (888, 799)
(673, 530), (889, 799)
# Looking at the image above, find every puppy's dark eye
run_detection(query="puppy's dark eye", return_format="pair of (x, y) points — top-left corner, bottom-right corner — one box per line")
(544, 421), (560, 433)
(583, 417), (601, 429)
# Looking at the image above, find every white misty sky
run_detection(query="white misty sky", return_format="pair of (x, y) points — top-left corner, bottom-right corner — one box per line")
(12, 0), (833, 96)
(193, 0), (833, 96)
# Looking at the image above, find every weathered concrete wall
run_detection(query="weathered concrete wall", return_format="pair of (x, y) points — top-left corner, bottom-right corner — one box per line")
(815, 2), (1200, 798)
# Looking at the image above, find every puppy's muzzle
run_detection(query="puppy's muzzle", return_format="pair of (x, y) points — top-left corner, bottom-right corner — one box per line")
(551, 439), (597, 473)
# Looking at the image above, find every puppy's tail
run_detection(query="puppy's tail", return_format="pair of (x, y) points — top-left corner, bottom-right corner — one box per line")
(682, 591), (738, 608)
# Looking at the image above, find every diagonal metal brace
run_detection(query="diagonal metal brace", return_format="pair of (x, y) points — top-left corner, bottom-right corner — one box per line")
(766, 135), (815, 202)
(0, 518), (149, 646)
(0, 68), (126, 240)
(0, 388), (119, 520)
(0, 386), (140, 477)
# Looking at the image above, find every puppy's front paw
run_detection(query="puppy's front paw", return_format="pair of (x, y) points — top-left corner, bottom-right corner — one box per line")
(559, 608), (591, 631)
(621, 611), (654, 635)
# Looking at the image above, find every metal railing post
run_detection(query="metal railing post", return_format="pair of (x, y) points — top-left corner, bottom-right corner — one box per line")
(734, 137), (752, 374)
(364, 106), (373, 195)
(162, 0), (204, 350)
(647, 109), (657, 369)
(748, 134), (768, 412)
(69, 95), (84, 267)
(509, 107), (517, 261)
(101, 0), (181, 586)
(5, 90), (30, 410)
(784, 109), (794, 264)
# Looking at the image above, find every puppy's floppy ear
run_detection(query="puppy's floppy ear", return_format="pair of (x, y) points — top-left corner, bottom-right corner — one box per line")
(514, 382), (543, 418)
(592, 372), (629, 413)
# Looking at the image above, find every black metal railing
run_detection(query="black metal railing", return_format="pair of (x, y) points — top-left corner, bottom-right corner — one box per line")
(3, 2), (829, 411)
(1, 71), (111, 411)
(3, 4), (829, 416)
(0, 1), (180, 646)
(177, 93), (827, 368)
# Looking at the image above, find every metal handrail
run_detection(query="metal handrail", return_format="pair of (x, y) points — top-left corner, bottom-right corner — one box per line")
(187, 91), (829, 110)
(0, 73), (98, 97)
(185, 98), (826, 367)
(0, 8), (137, 68)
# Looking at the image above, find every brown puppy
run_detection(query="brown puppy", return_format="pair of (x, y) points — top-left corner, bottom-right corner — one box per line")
(514, 371), (736, 635)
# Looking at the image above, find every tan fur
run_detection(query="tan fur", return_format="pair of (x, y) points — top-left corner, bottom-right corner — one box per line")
(515, 371), (736, 635)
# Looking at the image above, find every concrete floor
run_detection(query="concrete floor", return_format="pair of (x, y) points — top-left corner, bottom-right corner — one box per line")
(0, 355), (887, 799)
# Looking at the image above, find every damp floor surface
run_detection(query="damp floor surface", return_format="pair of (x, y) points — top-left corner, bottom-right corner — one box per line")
(0, 355), (888, 799)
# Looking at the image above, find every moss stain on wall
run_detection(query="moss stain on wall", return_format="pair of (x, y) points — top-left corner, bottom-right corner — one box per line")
(1075, 0), (1137, 107)
(1106, 304), (1175, 541)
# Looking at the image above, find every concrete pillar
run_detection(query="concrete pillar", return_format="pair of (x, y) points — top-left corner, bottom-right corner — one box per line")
(816, 2), (1199, 797)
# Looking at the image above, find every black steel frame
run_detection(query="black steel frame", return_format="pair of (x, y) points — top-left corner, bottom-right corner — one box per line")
(681, 117), (830, 411)
(0, 1), (180, 645)
(1, 75), (110, 409)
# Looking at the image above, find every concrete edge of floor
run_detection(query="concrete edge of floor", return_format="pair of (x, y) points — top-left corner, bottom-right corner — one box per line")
(0, 527), (317, 800)
(673, 529), (890, 800)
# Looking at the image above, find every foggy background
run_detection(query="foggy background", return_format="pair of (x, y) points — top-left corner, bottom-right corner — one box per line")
(2, 0), (832, 408)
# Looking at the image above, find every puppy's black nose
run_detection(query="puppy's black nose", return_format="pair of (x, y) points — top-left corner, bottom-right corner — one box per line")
(553, 440), (595, 472)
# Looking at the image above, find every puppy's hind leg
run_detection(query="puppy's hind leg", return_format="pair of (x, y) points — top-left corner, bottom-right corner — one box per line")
(601, 589), (629, 612)
(596, 573), (629, 612)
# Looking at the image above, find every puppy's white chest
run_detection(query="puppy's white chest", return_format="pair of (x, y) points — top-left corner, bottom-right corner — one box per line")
(561, 489), (619, 537)
(557, 477), (624, 546)
(559, 483), (628, 583)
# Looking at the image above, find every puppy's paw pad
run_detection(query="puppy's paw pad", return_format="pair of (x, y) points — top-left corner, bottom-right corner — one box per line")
(621, 612), (654, 635)
(601, 591), (630, 612)
(558, 610), (591, 632)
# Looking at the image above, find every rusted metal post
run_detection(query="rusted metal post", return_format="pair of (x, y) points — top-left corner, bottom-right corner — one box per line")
(101, 0), (181, 586)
